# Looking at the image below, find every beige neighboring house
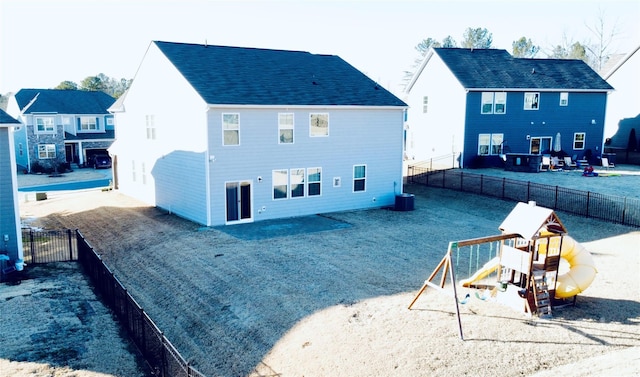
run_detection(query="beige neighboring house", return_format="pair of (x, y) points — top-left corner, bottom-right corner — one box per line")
(0, 109), (24, 279)
(602, 44), (640, 159)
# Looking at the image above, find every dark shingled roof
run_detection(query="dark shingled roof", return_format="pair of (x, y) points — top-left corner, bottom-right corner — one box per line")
(64, 130), (115, 141)
(15, 89), (115, 114)
(433, 48), (613, 91)
(0, 109), (20, 124)
(154, 41), (406, 107)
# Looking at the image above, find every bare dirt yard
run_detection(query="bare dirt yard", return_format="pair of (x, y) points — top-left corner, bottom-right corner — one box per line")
(6, 167), (640, 377)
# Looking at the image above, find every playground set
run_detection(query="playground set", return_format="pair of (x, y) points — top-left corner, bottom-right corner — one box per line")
(408, 201), (597, 340)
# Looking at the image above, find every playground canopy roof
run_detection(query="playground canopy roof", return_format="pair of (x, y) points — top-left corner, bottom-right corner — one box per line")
(499, 202), (567, 240)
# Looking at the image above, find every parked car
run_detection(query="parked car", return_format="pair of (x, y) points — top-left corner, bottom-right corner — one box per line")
(92, 154), (112, 169)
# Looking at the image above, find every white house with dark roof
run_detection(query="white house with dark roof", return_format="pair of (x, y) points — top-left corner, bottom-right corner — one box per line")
(404, 48), (613, 169)
(6, 89), (116, 172)
(110, 41), (407, 226)
(0, 109), (24, 276)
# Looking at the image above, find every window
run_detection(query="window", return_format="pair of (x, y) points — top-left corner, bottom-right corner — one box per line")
(35, 116), (55, 133)
(273, 169), (288, 199)
(478, 133), (504, 155)
(37, 144), (56, 159)
(559, 92), (569, 106)
(278, 113), (294, 144)
(79, 116), (98, 131)
(353, 165), (366, 192)
(132, 160), (137, 182)
(422, 96), (428, 113)
(310, 113), (329, 137)
(573, 132), (585, 150)
(146, 115), (156, 140)
(290, 168), (305, 198)
(19, 143), (23, 156)
(524, 92), (540, 110)
(308, 167), (321, 196)
(106, 117), (114, 126)
(481, 92), (507, 114)
(223, 113), (239, 145)
(141, 162), (147, 185)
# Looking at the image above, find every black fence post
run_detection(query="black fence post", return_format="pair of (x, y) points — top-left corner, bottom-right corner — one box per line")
(586, 192), (591, 217)
(67, 229), (73, 260)
(29, 230), (35, 263)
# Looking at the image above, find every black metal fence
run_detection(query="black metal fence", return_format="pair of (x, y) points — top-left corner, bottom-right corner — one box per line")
(408, 166), (640, 227)
(76, 230), (206, 377)
(22, 228), (77, 264)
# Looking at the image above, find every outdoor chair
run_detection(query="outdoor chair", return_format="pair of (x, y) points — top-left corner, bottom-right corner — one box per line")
(601, 157), (615, 170)
(564, 157), (577, 169)
(541, 156), (551, 171)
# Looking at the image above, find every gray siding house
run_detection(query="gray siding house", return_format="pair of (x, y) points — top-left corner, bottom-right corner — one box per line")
(6, 89), (116, 172)
(111, 41), (407, 226)
(0, 109), (24, 275)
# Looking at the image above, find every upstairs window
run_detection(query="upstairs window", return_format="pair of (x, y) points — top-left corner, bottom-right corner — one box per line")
(146, 115), (156, 140)
(573, 132), (585, 150)
(223, 113), (240, 145)
(524, 92), (540, 110)
(559, 92), (569, 106)
(310, 113), (329, 137)
(481, 92), (506, 114)
(35, 116), (55, 133)
(79, 116), (98, 131)
(38, 144), (56, 159)
(353, 165), (366, 192)
(278, 113), (294, 144)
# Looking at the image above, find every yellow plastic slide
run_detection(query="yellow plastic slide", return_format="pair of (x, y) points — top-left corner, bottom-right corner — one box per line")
(548, 236), (597, 298)
(460, 257), (500, 288)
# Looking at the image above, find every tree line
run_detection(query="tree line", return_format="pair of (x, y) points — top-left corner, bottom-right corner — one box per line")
(55, 73), (131, 99)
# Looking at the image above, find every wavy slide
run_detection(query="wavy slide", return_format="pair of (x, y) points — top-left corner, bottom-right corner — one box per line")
(460, 236), (597, 298)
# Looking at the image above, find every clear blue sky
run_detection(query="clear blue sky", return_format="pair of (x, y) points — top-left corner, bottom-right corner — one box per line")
(1, 0), (638, 96)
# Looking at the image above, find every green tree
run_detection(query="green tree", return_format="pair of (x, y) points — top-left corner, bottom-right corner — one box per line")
(512, 37), (540, 58)
(461, 27), (493, 49)
(549, 41), (588, 62)
(441, 35), (457, 48)
(80, 75), (105, 91)
(55, 81), (78, 90)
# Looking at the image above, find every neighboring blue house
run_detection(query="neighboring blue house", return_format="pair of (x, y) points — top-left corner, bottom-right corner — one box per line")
(6, 89), (116, 172)
(403, 48), (613, 169)
(110, 41), (407, 226)
(0, 109), (24, 277)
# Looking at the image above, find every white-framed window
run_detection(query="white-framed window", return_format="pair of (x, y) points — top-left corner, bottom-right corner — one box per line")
(35, 116), (55, 133)
(132, 160), (137, 182)
(278, 113), (294, 144)
(141, 162), (147, 185)
(422, 96), (429, 113)
(146, 115), (156, 140)
(273, 169), (288, 200)
(481, 92), (507, 114)
(307, 167), (321, 196)
(37, 144), (56, 159)
(290, 168), (305, 198)
(223, 113), (240, 145)
(310, 113), (329, 137)
(106, 117), (114, 126)
(524, 92), (540, 110)
(79, 116), (98, 131)
(478, 133), (504, 155)
(573, 132), (585, 150)
(353, 164), (366, 192)
(559, 92), (569, 106)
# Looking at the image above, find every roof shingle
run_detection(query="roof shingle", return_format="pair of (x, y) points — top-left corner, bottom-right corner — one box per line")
(15, 89), (115, 114)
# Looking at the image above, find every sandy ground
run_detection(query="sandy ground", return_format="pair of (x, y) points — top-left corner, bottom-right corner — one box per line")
(5, 167), (640, 376)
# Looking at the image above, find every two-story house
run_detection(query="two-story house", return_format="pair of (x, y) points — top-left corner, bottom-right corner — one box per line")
(0, 109), (23, 275)
(110, 41), (407, 226)
(6, 89), (116, 172)
(403, 48), (613, 169)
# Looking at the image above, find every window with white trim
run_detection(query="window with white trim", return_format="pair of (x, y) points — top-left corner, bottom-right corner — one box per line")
(278, 113), (294, 144)
(573, 132), (585, 150)
(353, 165), (366, 192)
(422, 96), (428, 113)
(132, 160), (137, 182)
(481, 92), (507, 114)
(223, 113), (240, 145)
(145, 115), (156, 140)
(141, 162), (147, 185)
(478, 133), (504, 155)
(273, 169), (288, 199)
(79, 116), (98, 131)
(106, 117), (114, 126)
(524, 92), (540, 110)
(307, 167), (321, 196)
(310, 113), (329, 137)
(559, 92), (569, 106)
(290, 168), (305, 198)
(35, 116), (55, 133)
(38, 144), (56, 159)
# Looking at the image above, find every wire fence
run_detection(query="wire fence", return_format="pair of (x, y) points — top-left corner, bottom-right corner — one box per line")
(407, 166), (640, 227)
